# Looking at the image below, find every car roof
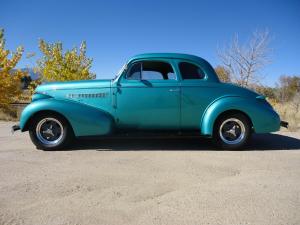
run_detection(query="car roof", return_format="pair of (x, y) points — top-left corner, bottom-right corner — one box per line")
(128, 53), (220, 83)
(130, 53), (206, 63)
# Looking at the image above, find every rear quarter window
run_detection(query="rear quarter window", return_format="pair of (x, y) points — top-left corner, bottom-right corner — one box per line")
(179, 62), (205, 79)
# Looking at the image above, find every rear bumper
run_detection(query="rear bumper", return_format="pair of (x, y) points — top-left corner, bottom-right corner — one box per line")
(11, 124), (20, 134)
(280, 121), (289, 128)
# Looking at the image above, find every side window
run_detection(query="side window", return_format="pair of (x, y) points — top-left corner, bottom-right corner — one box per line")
(126, 61), (176, 80)
(179, 62), (205, 79)
(167, 72), (176, 80)
(142, 61), (176, 80)
(142, 70), (163, 80)
(126, 63), (141, 80)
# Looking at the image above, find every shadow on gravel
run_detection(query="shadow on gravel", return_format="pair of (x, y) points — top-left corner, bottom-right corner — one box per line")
(68, 133), (300, 151)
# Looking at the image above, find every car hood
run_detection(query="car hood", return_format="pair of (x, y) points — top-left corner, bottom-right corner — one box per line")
(35, 79), (112, 93)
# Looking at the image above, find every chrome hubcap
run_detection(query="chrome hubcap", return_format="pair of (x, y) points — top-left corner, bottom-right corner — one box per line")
(219, 118), (245, 145)
(36, 118), (64, 146)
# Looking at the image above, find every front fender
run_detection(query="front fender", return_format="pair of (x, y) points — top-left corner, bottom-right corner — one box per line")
(200, 96), (280, 136)
(20, 98), (114, 137)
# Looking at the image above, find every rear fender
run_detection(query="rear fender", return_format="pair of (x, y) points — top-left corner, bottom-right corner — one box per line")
(200, 96), (280, 135)
(20, 98), (114, 136)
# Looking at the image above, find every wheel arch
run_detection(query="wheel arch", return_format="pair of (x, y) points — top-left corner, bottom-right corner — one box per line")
(212, 109), (253, 132)
(23, 110), (74, 134)
(200, 97), (255, 136)
(20, 98), (115, 137)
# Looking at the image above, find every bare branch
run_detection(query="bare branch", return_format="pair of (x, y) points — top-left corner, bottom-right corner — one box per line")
(217, 29), (272, 87)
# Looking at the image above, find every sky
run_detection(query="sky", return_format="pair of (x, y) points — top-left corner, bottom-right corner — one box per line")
(1, 0), (300, 86)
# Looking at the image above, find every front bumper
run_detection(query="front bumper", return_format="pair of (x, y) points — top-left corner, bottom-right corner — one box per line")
(11, 124), (20, 134)
(280, 121), (289, 128)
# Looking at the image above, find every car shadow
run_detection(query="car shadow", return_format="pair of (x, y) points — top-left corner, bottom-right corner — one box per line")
(67, 133), (300, 151)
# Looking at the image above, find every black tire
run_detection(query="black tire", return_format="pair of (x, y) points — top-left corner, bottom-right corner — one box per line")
(213, 113), (252, 150)
(29, 113), (74, 150)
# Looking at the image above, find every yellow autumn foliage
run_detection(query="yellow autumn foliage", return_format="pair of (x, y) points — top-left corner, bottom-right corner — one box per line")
(29, 39), (95, 93)
(0, 29), (27, 109)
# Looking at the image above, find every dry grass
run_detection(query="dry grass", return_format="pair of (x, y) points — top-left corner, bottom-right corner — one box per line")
(0, 107), (19, 122)
(273, 102), (300, 131)
(0, 90), (31, 122)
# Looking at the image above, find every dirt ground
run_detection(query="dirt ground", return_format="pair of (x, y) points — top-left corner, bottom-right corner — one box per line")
(0, 121), (300, 225)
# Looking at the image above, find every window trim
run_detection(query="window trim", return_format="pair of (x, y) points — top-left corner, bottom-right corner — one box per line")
(125, 62), (142, 80)
(177, 60), (208, 81)
(124, 59), (178, 81)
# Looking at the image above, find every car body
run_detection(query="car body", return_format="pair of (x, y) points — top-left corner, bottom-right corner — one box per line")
(13, 53), (286, 150)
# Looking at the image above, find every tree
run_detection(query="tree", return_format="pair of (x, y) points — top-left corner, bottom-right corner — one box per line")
(218, 30), (271, 87)
(291, 92), (300, 113)
(214, 65), (231, 82)
(277, 75), (300, 102)
(0, 29), (28, 109)
(32, 39), (95, 86)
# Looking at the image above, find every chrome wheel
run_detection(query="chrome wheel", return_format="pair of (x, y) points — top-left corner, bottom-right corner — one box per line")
(36, 118), (64, 146)
(219, 118), (246, 145)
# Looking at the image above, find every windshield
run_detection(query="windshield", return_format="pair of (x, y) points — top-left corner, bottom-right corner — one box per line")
(114, 63), (128, 80)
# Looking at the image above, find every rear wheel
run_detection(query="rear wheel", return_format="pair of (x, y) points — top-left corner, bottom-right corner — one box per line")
(29, 113), (74, 150)
(213, 113), (251, 150)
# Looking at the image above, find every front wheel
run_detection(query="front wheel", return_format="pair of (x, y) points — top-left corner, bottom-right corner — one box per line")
(213, 113), (252, 150)
(29, 113), (74, 150)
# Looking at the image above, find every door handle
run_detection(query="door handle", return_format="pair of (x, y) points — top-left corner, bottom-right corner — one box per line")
(169, 88), (180, 92)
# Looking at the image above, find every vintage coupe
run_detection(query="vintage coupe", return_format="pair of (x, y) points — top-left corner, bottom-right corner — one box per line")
(12, 53), (287, 150)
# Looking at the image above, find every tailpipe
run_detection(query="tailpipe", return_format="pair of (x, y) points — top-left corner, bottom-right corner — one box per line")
(280, 121), (289, 129)
(11, 124), (20, 134)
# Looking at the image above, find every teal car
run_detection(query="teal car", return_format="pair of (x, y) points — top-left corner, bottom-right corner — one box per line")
(12, 53), (287, 150)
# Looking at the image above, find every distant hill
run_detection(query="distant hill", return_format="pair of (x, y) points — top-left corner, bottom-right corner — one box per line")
(20, 68), (39, 80)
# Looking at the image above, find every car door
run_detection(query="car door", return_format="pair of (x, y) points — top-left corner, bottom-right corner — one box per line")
(178, 60), (220, 130)
(115, 59), (180, 130)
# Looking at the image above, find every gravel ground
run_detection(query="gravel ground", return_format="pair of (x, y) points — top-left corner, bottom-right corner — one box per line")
(0, 121), (300, 225)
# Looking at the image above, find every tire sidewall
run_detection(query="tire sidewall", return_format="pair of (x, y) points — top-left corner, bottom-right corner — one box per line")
(29, 113), (72, 150)
(213, 113), (251, 150)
